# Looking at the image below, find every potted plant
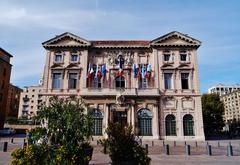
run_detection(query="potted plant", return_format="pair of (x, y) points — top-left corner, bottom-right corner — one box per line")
(12, 96), (94, 165)
(98, 123), (151, 165)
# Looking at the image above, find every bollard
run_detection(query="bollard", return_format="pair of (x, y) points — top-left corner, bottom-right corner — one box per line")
(207, 145), (212, 156)
(152, 141), (154, 146)
(3, 142), (8, 152)
(22, 142), (27, 149)
(185, 145), (191, 155)
(195, 141), (198, 147)
(217, 141), (220, 148)
(174, 141), (176, 147)
(164, 144), (170, 155)
(11, 138), (14, 143)
(145, 144), (148, 154)
(227, 144), (233, 156)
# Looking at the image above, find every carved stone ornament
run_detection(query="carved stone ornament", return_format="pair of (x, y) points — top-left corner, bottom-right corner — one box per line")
(106, 50), (134, 66)
(116, 93), (125, 105)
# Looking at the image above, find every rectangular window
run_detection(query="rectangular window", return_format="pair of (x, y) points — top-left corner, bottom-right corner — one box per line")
(52, 73), (62, 89)
(164, 54), (171, 62)
(164, 73), (172, 89)
(180, 54), (187, 61)
(55, 55), (62, 63)
(181, 73), (189, 89)
(69, 73), (77, 89)
(71, 54), (78, 62)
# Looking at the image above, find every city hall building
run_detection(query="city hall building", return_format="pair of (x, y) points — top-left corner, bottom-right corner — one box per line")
(41, 31), (205, 140)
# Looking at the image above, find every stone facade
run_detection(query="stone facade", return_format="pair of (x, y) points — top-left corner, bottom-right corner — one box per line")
(0, 48), (12, 128)
(18, 86), (43, 119)
(41, 31), (205, 140)
(6, 84), (22, 118)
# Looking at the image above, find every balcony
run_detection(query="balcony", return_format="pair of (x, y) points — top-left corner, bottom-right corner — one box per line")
(81, 88), (137, 96)
(137, 88), (160, 96)
(81, 87), (160, 97)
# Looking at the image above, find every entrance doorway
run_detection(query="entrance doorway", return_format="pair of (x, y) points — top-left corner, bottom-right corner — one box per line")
(113, 111), (127, 128)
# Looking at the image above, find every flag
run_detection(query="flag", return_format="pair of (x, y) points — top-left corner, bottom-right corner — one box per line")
(147, 64), (151, 72)
(95, 65), (98, 78)
(141, 65), (145, 78)
(88, 63), (94, 78)
(133, 64), (137, 78)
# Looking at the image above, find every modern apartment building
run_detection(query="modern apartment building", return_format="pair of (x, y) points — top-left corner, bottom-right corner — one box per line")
(5, 84), (22, 118)
(41, 31), (205, 140)
(18, 86), (43, 119)
(0, 48), (12, 128)
(220, 90), (240, 122)
(208, 84), (240, 96)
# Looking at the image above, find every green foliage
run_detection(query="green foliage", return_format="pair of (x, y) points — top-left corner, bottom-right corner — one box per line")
(202, 93), (225, 136)
(11, 97), (93, 165)
(98, 123), (151, 165)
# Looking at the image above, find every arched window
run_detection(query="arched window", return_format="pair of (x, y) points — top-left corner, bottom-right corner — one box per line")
(115, 76), (125, 88)
(137, 108), (152, 136)
(183, 114), (194, 136)
(165, 114), (176, 136)
(91, 109), (103, 135)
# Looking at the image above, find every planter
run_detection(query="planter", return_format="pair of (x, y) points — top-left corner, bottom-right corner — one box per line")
(83, 146), (94, 165)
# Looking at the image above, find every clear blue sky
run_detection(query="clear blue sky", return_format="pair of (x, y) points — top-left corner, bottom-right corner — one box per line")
(0, 0), (239, 93)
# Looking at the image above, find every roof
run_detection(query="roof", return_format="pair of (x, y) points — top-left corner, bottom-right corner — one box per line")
(91, 40), (150, 48)
(0, 47), (13, 57)
(42, 31), (201, 49)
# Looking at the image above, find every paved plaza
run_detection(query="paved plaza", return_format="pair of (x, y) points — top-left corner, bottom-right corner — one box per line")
(1, 138), (240, 165)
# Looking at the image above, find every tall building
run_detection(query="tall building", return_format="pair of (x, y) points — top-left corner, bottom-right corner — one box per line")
(18, 86), (43, 119)
(208, 84), (240, 96)
(6, 84), (23, 118)
(220, 90), (240, 122)
(0, 48), (12, 128)
(41, 31), (205, 140)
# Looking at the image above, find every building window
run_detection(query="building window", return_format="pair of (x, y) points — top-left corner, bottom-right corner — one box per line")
(71, 54), (78, 62)
(180, 51), (188, 61)
(164, 54), (171, 62)
(55, 54), (63, 63)
(165, 115), (176, 136)
(181, 73), (189, 89)
(164, 73), (173, 89)
(183, 114), (194, 136)
(0, 93), (2, 102)
(93, 77), (101, 88)
(137, 108), (152, 136)
(69, 73), (78, 89)
(3, 68), (6, 76)
(115, 76), (125, 89)
(52, 73), (62, 89)
(91, 109), (103, 135)
(139, 78), (148, 89)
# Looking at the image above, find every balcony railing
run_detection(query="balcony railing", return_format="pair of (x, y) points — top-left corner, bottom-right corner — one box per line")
(81, 87), (160, 96)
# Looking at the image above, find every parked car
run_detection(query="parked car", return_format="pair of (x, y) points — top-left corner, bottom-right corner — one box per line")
(0, 128), (16, 136)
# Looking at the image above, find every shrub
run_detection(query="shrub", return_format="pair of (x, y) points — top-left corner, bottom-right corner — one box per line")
(98, 123), (151, 165)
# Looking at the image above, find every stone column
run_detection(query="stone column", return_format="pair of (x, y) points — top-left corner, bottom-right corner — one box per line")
(153, 103), (160, 139)
(104, 103), (109, 138)
(131, 104), (135, 133)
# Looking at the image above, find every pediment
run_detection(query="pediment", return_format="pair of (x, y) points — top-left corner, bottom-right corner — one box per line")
(151, 31), (201, 47)
(42, 32), (91, 48)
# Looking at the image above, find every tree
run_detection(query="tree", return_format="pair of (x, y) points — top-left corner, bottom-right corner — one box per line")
(202, 93), (225, 137)
(12, 96), (94, 165)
